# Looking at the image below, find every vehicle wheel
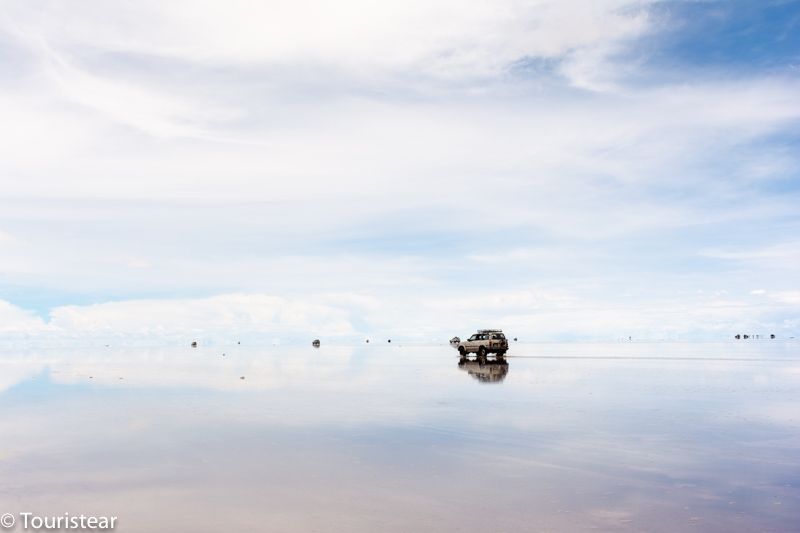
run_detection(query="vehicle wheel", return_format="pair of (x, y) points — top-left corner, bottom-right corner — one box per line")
(497, 350), (506, 358)
(458, 346), (466, 356)
(478, 346), (486, 358)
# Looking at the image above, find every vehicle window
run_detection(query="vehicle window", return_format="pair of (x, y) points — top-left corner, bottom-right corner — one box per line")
(492, 334), (502, 340)
(468, 335), (478, 341)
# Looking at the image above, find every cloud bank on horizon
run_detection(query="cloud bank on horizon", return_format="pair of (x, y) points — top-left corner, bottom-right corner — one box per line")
(1, 0), (799, 341)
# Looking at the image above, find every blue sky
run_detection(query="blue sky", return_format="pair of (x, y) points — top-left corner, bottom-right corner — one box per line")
(0, 0), (799, 341)
(644, 1), (800, 70)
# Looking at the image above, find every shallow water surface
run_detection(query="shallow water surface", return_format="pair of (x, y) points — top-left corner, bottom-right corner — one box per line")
(0, 342), (798, 532)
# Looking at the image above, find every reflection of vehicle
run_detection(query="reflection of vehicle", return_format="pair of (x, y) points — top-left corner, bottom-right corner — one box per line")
(458, 355), (508, 383)
(456, 329), (508, 357)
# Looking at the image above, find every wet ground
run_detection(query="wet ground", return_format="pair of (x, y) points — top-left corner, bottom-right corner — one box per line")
(0, 342), (798, 532)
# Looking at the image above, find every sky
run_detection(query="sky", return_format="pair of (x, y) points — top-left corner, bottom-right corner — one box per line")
(0, 0), (799, 342)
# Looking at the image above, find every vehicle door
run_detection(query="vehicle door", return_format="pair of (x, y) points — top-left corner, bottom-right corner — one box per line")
(466, 334), (479, 350)
(490, 333), (501, 350)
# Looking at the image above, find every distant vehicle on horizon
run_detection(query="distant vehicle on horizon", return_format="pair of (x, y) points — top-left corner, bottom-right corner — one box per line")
(455, 329), (508, 357)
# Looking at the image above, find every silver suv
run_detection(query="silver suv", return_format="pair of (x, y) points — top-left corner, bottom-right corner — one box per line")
(457, 329), (508, 357)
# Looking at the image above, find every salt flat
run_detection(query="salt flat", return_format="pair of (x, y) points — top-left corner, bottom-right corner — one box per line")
(0, 342), (798, 532)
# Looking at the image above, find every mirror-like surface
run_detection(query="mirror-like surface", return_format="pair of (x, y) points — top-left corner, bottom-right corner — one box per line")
(1, 342), (798, 532)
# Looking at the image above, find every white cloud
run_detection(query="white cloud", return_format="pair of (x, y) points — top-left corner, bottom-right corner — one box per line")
(42, 47), (238, 139)
(0, 1), (798, 341)
(0, 280), (796, 342)
(701, 241), (800, 270)
(0, 300), (46, 334)
(46, 294), (355, 338)
(772, 291), (800, 305)
(2, 1), (650, 81)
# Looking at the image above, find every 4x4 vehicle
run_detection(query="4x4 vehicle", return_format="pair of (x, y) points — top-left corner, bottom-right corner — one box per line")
(457, 329), (508, 357)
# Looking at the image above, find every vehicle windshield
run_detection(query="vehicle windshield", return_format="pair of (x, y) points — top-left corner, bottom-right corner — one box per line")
(468, 334), (479, 341)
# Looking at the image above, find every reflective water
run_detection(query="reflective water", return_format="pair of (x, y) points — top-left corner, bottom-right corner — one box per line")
(1, 342), (798, 532)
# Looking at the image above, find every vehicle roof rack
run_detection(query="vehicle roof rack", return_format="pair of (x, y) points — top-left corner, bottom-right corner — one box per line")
(477, 329), (503, 333)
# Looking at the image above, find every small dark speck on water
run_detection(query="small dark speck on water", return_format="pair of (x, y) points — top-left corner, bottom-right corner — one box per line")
(240, 376), (245, 380)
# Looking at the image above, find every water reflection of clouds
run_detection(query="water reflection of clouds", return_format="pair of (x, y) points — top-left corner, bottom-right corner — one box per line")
(0, 345), (365, 392)
(0, 343), (798, 531)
